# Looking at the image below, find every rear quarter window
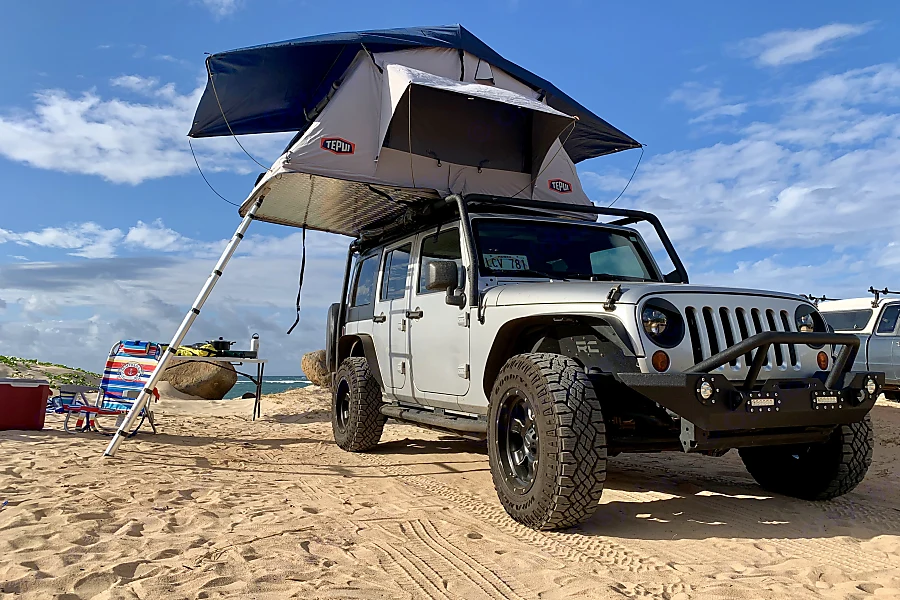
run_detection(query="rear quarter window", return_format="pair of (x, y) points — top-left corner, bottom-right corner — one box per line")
(822, 309), (873, 332)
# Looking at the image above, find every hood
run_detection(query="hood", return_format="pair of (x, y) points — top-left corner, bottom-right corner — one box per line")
(487, 281), (808, 307)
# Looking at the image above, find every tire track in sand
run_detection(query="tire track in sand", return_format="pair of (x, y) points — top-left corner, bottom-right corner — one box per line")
(355, 452), (691, 600)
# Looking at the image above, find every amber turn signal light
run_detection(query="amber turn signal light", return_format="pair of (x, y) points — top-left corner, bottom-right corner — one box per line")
(817, 351), (829, 370)
(651, 350), (670, 372)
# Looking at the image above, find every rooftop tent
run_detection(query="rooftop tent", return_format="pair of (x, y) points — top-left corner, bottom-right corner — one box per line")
(188, 25), (641, 235)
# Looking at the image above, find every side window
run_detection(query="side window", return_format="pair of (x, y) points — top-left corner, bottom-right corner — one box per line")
(350, 255), (379, 307)
(876, 305), (900, 334)
(380, 244), (412, 301)
(418, 227), (463, 294)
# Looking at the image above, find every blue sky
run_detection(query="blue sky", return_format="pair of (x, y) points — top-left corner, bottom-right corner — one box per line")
(1, 1), (899, 373)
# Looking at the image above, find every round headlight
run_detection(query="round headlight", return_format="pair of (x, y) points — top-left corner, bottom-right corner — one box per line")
(797, 313), (815, 333)
(794, 304), (826, 348)
(640, 299), (686, 348)
(642, 308), (668, 336)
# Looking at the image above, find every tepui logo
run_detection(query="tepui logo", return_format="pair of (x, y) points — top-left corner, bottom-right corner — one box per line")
(321, 137), (355, 155)
(548, 179), (572, 193)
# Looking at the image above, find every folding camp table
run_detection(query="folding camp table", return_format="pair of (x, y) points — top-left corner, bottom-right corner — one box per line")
(171, 357), (267, 419)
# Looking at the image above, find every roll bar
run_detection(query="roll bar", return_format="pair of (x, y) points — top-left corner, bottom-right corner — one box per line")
(461, 194), (690, 285)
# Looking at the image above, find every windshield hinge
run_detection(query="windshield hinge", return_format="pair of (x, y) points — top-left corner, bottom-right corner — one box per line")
(603, 284), (623, 311)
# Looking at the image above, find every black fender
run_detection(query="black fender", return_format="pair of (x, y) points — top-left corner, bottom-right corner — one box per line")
(325, 302), (340, 372)
(482, 314), (638, 397)
(336, 333), (384, 390)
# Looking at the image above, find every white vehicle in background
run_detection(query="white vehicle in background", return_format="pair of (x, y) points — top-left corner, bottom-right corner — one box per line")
(819, 288), (900, 401)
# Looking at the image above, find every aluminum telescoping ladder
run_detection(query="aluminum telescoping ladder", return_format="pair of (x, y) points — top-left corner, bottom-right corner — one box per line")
(102, 198), (264, 458)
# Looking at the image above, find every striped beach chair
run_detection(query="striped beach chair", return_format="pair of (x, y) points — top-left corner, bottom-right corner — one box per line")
(62, 340), (162, 436)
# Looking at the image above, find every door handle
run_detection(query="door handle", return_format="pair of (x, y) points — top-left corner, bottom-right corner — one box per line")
(373, 313), (386, 323)
(406, 309), (424, 320)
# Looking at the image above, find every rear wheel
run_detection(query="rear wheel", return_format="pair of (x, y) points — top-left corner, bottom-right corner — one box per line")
(487, 353), (607, 530)
(332, 357), (385, 452)
(739, 416), (873, 500)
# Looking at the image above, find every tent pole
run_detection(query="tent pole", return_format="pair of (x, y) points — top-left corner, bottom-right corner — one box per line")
(102, 197), (265, 458)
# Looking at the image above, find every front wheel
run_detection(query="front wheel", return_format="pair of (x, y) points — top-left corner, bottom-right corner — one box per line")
(739, 416), (874, 500)
(332, 357), (386, 452)
(487, 353), (607, 530)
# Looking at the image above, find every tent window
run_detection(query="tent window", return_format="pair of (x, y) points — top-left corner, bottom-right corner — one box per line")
(474, 59), (494, 83)
(380, 244), (412, 301)
(383, 86), (531, 173)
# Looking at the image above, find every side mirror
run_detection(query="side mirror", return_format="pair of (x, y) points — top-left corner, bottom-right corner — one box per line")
(426, 260), (466, 308)
(425, 260), (458, 291)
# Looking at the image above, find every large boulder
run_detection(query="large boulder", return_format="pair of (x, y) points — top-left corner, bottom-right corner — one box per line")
(301, 350), (330, 388)
(160, 358), (237, 400)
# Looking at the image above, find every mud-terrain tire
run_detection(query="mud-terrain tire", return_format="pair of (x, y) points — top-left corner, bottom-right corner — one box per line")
(487, 353), (607, 530)
(738, 416), (873, 500)
(332, 357), (386, 452)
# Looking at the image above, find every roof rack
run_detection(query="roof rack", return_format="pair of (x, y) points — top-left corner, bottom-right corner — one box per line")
(868, 286), (900, 307)
(801, 294), (840, 307)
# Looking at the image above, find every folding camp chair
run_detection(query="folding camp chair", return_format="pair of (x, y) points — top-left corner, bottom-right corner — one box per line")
(60, 340), (162, 436)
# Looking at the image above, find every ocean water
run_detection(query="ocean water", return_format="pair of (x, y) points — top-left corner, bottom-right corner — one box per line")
(224, 375), (312, 399)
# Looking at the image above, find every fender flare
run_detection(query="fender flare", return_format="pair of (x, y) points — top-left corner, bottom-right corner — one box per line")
(337, 333), (384, 390)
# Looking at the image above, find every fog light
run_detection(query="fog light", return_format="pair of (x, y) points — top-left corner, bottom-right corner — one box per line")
(817, 351), (829, 370)
(866, 377), (877, 396)
(698, 380), (714, 401)
(651, 350), (670, 372)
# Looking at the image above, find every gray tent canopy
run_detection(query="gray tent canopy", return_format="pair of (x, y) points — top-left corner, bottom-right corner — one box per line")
(188, 25), (640, 236)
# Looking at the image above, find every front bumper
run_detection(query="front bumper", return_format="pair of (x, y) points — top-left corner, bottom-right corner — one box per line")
(616, 331), (884, 451)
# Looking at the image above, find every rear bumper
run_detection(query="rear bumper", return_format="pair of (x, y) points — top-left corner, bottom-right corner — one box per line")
(616, 331), (884, 451)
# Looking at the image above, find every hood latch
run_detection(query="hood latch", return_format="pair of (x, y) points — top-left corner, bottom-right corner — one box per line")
(603, 284), (623, 311)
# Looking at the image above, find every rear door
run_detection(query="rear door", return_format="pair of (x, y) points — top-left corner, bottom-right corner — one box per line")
(870, 304), (900, 381)
(408, 224), (471, 397)
(374, 240), (414, 395)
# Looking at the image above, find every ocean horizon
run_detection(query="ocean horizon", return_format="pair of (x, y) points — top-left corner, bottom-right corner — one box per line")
(224, 375), (312, 399)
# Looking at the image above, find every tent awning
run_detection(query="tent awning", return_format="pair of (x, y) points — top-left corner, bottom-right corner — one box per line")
(188, 25), (640, 162)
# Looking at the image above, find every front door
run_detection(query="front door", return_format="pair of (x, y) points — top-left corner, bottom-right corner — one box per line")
(408, 224), (471, 397)
(870, 304), (900, 381)
(374, 241), (413, 394)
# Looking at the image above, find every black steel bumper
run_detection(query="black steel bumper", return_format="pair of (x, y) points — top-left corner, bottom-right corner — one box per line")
(615, 332), (884, 448)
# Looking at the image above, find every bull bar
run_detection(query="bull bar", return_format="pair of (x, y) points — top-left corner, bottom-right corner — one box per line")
(614, 331), (884, 446)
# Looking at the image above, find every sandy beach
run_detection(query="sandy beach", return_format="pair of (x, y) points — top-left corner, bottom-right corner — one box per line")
(2, 387), (899, 599)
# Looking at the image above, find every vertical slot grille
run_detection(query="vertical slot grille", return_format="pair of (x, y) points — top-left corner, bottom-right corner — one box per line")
(780, 310), (798, 366)
(674, 301), (802, 372)
(685, 307), (703, 364)
(702, 307), (721, 357)
(765, 309), (784, 367)
(719, 307), (737, 366)
(736, 308), (752, 365)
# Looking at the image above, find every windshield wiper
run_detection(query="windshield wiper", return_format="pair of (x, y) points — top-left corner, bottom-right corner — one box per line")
(491, 269), (569, 281)
(571, 273), (651, 282)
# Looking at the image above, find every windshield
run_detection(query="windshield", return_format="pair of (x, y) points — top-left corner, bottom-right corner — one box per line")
(821, 309), (873, 332)
(474, 219), (658, 281)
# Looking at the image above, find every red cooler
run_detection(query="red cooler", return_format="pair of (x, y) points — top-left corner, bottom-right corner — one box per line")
(0, 378), (51, 430)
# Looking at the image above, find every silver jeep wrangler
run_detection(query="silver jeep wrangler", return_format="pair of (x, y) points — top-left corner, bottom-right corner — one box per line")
(326, 194), (882, 530)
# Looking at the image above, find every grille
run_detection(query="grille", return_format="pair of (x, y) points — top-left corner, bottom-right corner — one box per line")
(684, 305), (799, 371)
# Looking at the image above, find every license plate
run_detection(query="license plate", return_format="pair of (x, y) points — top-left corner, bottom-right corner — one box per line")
(814, 395), (838, 405)
(749, 397), (776, 407)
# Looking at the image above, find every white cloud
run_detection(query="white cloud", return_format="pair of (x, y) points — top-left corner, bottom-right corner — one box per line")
(0, 225), (349, 373)
(0, 223), (124, 259)
(737, 23), (874, 67)
(584, 61), (900, 298)
(0, 76), (290, 185)
(200, 0), (241, 17)
(124, 219), (191, 251)
(668, 82), (748, 123)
